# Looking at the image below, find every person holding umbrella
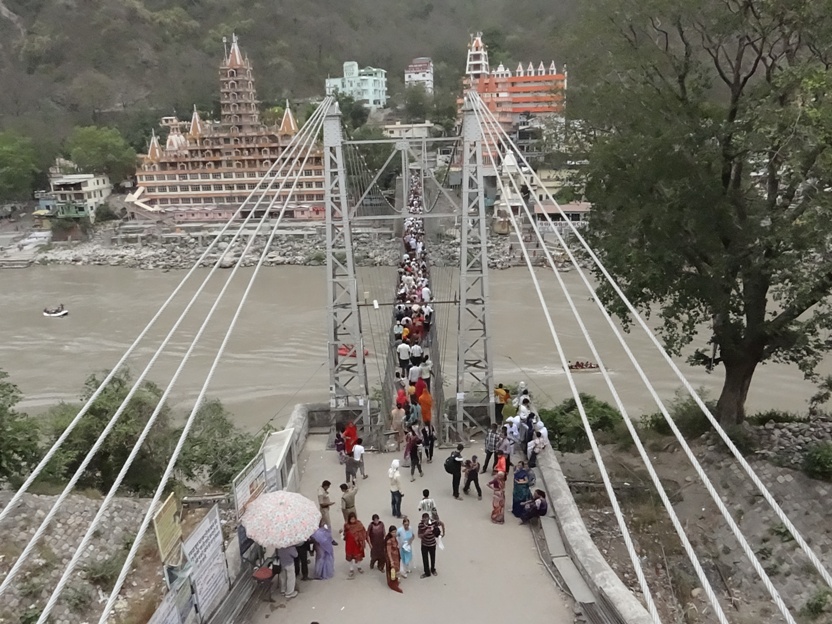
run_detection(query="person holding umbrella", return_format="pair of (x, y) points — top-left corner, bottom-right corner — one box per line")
(343, 511), (370, 579)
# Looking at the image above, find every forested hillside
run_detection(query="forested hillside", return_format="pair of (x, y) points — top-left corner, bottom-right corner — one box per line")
(0, 0), (572, 166)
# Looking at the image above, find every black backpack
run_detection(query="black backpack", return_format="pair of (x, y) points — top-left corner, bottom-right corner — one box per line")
(443, 453), (455, 474)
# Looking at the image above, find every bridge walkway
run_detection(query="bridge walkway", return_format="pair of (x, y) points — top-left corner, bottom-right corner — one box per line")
(249, 434), (573, 624)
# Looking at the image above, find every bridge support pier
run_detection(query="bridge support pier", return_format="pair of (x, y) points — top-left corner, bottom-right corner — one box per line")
(323, 103), (371, 435)
(455, 98), (495, 440)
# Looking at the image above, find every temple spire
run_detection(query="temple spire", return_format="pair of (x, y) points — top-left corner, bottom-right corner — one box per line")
(278, 101), (298, 136)
(226, 33), (244, 68)
(189, 105), (204, 137)
(147, 130), (161, 162)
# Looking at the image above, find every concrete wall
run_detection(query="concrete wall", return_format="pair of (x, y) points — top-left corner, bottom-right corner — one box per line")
(537, 448), (653, 624)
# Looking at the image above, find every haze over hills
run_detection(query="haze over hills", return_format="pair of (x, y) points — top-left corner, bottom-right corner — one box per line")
(0, 0), (573, 152)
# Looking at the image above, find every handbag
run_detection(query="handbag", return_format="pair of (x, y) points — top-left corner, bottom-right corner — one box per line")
(390, 568), (397, 580)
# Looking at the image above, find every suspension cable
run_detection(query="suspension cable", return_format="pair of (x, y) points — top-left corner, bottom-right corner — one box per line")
(0, 125), (313, 527)
(1, 99), (332, 603)
(476, 100), (730, 624)
(472, 95), (663, 624)
(474, 92), (832, 594)
(36, 100), (333, 624)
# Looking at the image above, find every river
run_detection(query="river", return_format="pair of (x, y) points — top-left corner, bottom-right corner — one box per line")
(0, 265), (826, 430)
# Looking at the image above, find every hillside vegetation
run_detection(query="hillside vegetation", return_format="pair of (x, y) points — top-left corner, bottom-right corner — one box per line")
(0, 0), (572, 166)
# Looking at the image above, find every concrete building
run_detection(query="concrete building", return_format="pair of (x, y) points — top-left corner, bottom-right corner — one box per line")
(127, 35), (324, 223)
(404, 57), (434, 94)
(325, 61), (388, 108)
(461, 32), (566, 129)
(45, 159), (113, 222)
(382, 120), (434, 139)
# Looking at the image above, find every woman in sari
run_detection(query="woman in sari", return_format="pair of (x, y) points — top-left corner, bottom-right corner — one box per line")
(385, 525), (403, 593)
(343, 512), (369, 579)
(311, 525), (335, 580)
(486, 471), (506, 524)
(512, 461), (532, 517)
(396, 516), (415, 578)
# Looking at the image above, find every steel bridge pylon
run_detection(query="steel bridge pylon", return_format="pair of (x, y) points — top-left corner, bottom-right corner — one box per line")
(323, 103), (371, 428)
(455, 98), (495, 436)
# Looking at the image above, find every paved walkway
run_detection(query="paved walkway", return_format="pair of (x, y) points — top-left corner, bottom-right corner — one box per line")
(250, 435), (573, 624)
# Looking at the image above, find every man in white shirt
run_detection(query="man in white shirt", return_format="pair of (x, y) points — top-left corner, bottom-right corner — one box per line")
(353, 437), (368, 480)
(420, 358), (432, 391)
(410, 343), (423, 366)
(408, 363), (421, 385)
(397, 341), (411, 376)
(421, 285), (431, 303)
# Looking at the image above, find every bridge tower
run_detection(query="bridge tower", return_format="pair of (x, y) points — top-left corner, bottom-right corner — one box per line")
(323, 103), (371, 427)
(455, 97), (495, 434)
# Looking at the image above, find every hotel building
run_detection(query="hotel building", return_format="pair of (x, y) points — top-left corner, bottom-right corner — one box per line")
(127, 35), (324, 223)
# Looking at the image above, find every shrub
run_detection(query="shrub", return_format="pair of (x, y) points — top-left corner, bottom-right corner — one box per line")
(803, 443), (832, 482)
(83, 549), (127, 590)
(747, 410), (807, 426)
(540, 393), (620, 453)
(642, 390), (715, 440)
(801, 588), (831, 618)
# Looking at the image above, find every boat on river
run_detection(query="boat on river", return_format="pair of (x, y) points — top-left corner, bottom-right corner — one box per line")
(43, 304), (68, 318)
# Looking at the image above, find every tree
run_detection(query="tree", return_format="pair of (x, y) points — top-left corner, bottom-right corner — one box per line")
(43, 369), (174, 495)
(571, 0), (832, 425)
(0, 370), (40, 486)
(65, 126), (137, 183)
(333, 93), (368, 130)
(403, 84), (431, 123)
(0, 132), (38, 201)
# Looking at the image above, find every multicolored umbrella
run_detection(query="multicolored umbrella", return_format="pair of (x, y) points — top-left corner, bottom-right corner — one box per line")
(241, 490), (322, 549)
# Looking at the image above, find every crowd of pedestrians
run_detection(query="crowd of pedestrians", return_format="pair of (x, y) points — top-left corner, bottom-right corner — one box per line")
(390, 176), (436, 459)
(270, 181), (552, 601)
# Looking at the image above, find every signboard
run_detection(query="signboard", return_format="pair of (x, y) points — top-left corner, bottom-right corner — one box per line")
(153, 493), (183, 563)
(232, 452), (267, 518)
(183, 505), (230, 621)
(148, 589), (179, 624)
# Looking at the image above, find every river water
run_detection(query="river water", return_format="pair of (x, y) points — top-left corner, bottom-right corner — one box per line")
(0, 265), (826, 430)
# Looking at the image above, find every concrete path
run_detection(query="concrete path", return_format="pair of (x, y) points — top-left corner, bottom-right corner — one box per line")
(249, 435), (573, 624)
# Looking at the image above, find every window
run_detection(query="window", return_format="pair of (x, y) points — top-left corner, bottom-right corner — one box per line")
(201, 185), (211, 191)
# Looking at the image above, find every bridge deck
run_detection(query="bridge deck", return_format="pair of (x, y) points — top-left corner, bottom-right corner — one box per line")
(249, 435), (572, 624)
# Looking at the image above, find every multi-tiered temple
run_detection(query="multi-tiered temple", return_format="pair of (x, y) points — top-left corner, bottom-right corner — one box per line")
(462, 32), (566, 129)
(127, 35), (325, 223)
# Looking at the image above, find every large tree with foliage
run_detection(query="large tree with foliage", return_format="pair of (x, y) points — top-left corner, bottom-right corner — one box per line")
(0, 132), (38, 201)
(65, 126), (136, 183)
(572, 0), (832, 425)
(0, 370), (40, 486)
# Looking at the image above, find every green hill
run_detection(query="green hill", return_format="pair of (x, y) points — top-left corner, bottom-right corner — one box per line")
(0, 0), (573, 157)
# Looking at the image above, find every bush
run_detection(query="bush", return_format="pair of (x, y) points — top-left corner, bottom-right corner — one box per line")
(83, 548), (127, 590)
(643, 390), (715, 440)
(801, 588), (831, 618)
(94, 203), (121, 222)
(747, 410), (808, 426)
(803, 443), (832, 481)
(540, 393), (620, 453)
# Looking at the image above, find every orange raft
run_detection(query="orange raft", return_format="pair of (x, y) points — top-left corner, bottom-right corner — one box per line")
(338, 344), (370, 357)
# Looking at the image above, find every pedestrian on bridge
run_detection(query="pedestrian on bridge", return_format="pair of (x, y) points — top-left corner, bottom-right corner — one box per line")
(340, 482), (358, 523)
(343, 512), (369, 579)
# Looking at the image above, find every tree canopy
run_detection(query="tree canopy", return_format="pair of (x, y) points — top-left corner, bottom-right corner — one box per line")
(0, 371), (40, 486)
(571, 0), (832, 424)
(0, 132), (38, 201)
(65, 126), (137, 183)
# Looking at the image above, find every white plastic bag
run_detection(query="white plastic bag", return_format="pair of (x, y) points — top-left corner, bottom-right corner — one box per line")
(436, 536), (445, 550)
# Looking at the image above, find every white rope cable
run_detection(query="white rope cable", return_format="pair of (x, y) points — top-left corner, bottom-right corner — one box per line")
(478, 103), (730, 624)
(0, 134), (303, 527)
(38, 100), (333, 624)
(475, 94), (832, 594)
(0, 101), (330, 598)
(471, 95), (662, 624)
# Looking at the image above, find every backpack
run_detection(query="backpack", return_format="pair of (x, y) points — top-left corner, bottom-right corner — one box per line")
(443, 453), (455, 474)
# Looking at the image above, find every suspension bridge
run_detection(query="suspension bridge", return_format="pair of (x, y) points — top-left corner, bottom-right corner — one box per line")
(0, 93), (830, 624)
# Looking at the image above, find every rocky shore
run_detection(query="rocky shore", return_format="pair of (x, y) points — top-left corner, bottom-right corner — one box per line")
(35, 232), (522, 271)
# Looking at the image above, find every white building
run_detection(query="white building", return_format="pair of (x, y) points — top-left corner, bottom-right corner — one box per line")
(325, 61), (388, 108)
(49, 173), (112, 221)
(405, 57), (434, 94)
(383, 121), (434, 139)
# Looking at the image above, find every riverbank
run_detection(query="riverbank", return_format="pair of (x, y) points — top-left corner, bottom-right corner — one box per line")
(33, 232), (521, 271)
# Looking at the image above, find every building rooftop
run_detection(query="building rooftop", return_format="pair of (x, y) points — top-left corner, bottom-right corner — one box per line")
(51, 174), (101, 184)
